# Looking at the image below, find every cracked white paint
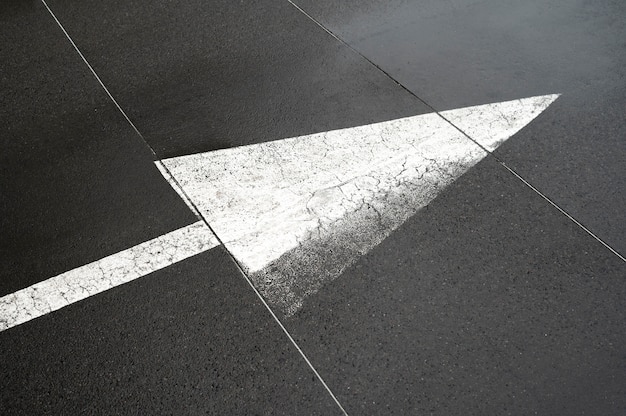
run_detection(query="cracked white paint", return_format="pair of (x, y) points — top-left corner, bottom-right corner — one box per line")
(160, 95), (559, 316)
(0, 221), (218, 331)
(441, 95), (559, 151)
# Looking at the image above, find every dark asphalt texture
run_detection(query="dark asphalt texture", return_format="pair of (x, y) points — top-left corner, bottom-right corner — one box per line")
(45, 0), (429, 158)
(287, 156), (626, 415)
(295, 0), (626, 254)
(1, 0), (625, 415)
(0, 0), (196, 297)
(0, 247), (341, 415)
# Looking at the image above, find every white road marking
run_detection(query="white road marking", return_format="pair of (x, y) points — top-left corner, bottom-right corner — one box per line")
(160, 95), (559, 316)
(440, 95), (559, 151)
(0, 221), (218, 331)
(155, 160), (203, 217)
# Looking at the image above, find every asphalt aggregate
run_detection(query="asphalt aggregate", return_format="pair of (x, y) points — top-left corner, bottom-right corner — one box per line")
(1, 0), (624, 414)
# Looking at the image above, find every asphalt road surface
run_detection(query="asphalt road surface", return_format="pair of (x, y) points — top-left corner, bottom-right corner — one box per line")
(1, 0), (625, 414)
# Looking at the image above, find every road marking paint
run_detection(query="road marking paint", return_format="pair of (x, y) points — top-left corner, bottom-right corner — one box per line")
(440, 95), (560, 151)
(160, 95), (558, 316)
(155, 160), (203, 217)
(0, 221), (218, 331)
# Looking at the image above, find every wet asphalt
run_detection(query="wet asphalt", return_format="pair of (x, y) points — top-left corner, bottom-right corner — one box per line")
(1, 0), (624, 414)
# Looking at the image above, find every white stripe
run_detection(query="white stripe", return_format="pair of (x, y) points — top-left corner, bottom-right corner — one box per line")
(0, 221), (218, 331)
(440, 94), (560, 151)
(160, 95), (559, 315)
(39, 2), (350, 410)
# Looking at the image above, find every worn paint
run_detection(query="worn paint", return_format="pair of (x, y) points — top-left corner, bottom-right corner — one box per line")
(160, 95), (559, 316)
(0, 221), (218, 331)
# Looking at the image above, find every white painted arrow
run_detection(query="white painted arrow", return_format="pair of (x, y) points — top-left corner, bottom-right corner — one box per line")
(159, 94), (558, 316)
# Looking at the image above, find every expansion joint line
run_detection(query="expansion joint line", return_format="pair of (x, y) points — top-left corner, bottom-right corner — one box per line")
(40, 1), (350, 414)
(285, 0), (625, 263)
(40, 0), (150, 156)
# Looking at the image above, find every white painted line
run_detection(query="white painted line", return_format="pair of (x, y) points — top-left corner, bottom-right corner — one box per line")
(440, 94), (560, 151)
(39, 2), (349, 411)
(159, 95), (559, 315)
(0, 221), (219, 331)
